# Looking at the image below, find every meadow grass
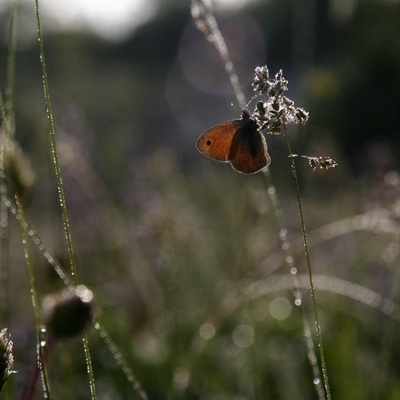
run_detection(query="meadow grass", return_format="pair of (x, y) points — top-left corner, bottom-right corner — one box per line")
(0, 0), (398, 399)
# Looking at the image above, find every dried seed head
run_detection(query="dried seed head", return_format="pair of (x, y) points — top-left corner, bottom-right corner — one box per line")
(308, 156), (338, 171)
(251, 66), (309, 135)
(0, 329), (14, 392)
(252, 66), (270, 94)
(290, 154), (338, 171)
(295, 107), (309, 125)
(43, 286), (94, 339)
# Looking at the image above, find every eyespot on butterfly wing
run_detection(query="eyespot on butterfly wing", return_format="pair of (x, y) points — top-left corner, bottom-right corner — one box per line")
(196, 110), (271, 174)
(196, 119), (242, 161)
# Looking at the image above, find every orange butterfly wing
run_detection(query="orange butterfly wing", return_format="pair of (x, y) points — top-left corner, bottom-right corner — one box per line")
(229, 124), (271, 174)
(196, 120), (243, 162)
(197, 112), (271, 174)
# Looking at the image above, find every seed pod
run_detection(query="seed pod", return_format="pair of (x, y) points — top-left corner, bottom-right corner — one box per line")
(0, 329), (14, 393)
(43, 286), (93, 339)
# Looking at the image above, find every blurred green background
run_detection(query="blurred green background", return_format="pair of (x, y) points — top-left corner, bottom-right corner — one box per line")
(0, 0), (399, 398)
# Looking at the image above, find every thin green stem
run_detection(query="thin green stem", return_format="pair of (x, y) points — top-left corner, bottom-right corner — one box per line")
(190, 0), (246, 109)
(262, 169), (326, 399)
(33, 0), (78, 285)
(16, 193), (52, 399)
(0, 94), (10, 329)
(82, 334), (97, 400)
(283, 129), (331, 400)
(1, 189), (74, 289)
(5, 0), (18, 128)
(0, 0), (19, 330)
(94, 320), (150, 400)
(34, 2), (97, 397)
(15, 193), (40, 326)
(0, 173), (9, 328)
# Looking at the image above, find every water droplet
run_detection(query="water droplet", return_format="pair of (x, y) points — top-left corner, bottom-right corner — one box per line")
(199, 322), (216, 340)
(282, 242), (289, 251)
(279, 228), (288, 241)
(76, 285), (93, 302)
(285, 255), (294, 265)
(269, 297), (292, 320)
(173, 367), (190, 390)
(232, 324), (254, 348)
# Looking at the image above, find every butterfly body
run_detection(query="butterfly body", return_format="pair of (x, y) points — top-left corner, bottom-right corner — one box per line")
(196, 111), (271, 174)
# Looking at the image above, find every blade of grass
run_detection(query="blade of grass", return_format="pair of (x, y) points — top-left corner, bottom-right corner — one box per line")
(0, 0), (19, 331)
(5, 0), (18, 128)
(15, 193), (51, 399)
(190, 1), (330, 396)
(191, 0), (246, 110)
(283, 128), (331, 399)
(33, 0), (78, 285)
(0, 133), (10, 328)
(261, 170), (326, 399)
(0, 190), (74, 289)
(33, 1), (97, 397)
(94, 321), (150, 400)
(1, 186), (150, 399)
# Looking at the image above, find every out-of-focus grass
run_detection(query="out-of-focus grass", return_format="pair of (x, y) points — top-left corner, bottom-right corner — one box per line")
(1, 0), (398, 398)
(7, 143), (399, 398)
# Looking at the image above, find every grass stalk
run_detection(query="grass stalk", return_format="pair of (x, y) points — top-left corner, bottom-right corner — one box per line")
(191, 0), (246, 110)
(0, 0), (19, 331)
(192, 1), (332, 396)
(283, 129), (331, 399)
(5, 0), (18, 127)
(261, 169), (326, 399)
(94, 321), (150, 400)
(0, 120), (10, 327)
(33, 0), (78, 285)
(15, 193), (51, 399)
(33, 1), (97, 397)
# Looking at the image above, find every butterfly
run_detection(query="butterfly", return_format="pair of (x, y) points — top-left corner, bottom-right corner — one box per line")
(196, 110), (271, 174)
